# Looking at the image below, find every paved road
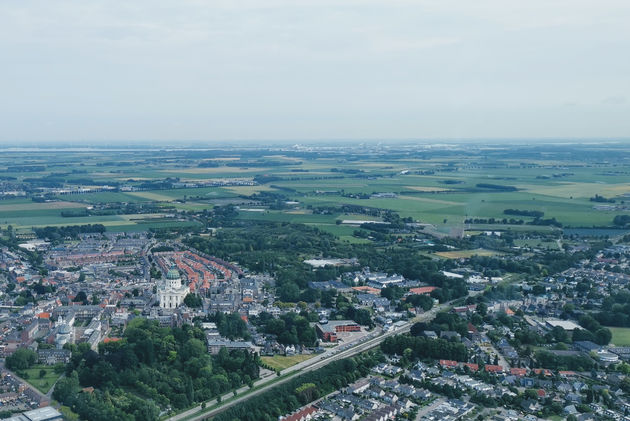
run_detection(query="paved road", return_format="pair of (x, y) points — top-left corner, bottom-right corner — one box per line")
(486, 342), (511, 370)
(141, 239), (157, 280)
(168, 303), (448, 421)
(0, 362), (46, 400)
(1, 361), (65, 412)
(45, 374), (64, 400)
(414, 398), (446, 421)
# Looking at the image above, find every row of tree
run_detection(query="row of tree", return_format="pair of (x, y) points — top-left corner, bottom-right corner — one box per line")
(34, 224), (106, 242)
(503, 209), (545, 218)
(212, 351), (382, 421)
(594, 290), (630, 328)
(381, 334), (469, 362)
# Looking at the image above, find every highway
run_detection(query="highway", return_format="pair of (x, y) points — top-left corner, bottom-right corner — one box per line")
(168, 302), (448, 421)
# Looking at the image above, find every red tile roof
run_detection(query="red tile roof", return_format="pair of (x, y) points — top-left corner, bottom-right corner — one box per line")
(510, 368), (527, 376)
(283, 406), (318, 421)
(463, 363), (479, 371)
(409, 286), (437, 295)
(352, 286), (380, 295)
(533, 368), (553, 376)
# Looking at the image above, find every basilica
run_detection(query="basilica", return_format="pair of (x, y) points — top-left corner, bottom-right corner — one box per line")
(158, 266), (189, 309)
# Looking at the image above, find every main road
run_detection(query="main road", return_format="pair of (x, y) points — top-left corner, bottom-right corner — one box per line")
(167, 302), (450, 421)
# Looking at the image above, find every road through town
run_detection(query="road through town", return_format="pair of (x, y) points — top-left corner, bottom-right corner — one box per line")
(167, 302), (449, 421)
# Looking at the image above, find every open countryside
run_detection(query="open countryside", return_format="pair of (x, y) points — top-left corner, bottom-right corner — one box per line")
(4, 143), (630, 421)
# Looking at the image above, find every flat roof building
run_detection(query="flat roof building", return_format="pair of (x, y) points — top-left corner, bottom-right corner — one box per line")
(545, 320), (581, 331)
(315, 320), (361, 342)
(7, 407), (63, 421)
(207, 339), (255, 355)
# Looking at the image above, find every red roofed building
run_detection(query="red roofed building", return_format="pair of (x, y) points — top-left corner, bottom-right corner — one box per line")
(103, 337), (122, 344)
(453, 304), (477, 314)
(409, 286), (437, 295)
(537, 389), (546, 398)
(464, 363), (479, 372)
(510, 367), (527, 376)
(352, 286), (380, 295)
(37, 312), (50, 319)
(485, 365), (504, 373)
(559, 370), (577, 378)
(533, 368), (553, 376)
(439, 359), (458, 368)
(281, 406), (318, 421)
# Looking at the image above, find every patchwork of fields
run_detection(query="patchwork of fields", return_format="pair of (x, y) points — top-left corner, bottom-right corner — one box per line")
(2, 145), (630, 235)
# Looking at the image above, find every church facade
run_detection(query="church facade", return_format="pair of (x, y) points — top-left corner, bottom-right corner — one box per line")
(158, 267), (189, 309)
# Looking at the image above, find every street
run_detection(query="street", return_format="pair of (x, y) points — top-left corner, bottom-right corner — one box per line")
(167, 301), (449, 421)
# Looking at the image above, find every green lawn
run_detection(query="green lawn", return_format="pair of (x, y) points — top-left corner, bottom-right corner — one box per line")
(21, 365), (63, 393)
(56, 191), (149, 203)
(435, 248), (501, 259)
(513, 239), (561, 250)
(260, 354), (317, 371)
(59, 405), (80, 421)
(608, 327), (630, 346)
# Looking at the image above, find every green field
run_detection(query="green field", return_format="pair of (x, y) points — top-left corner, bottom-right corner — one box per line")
(21, 365), (63, 393)
(435, 248), (501, 259)
(260, 354), (317, 371)
(2, 144), (630, 235)
(608, 327), (630, 346)
(314, 224), (372, 244)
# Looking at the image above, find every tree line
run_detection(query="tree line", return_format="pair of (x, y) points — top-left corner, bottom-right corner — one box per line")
(34, 224), (106, 241)
(212, 351), (382, 421)
(381, 334), (469, 362)
(503, 209), (544, 218)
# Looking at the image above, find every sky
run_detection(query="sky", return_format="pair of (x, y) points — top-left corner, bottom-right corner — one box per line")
(0, 0), (629, 144)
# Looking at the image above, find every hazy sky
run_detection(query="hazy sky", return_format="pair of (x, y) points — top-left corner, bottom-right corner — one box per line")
(1, 0), (629, 143)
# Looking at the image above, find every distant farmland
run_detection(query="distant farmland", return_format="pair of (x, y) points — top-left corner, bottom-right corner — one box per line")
(2, 144), (630, 235)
